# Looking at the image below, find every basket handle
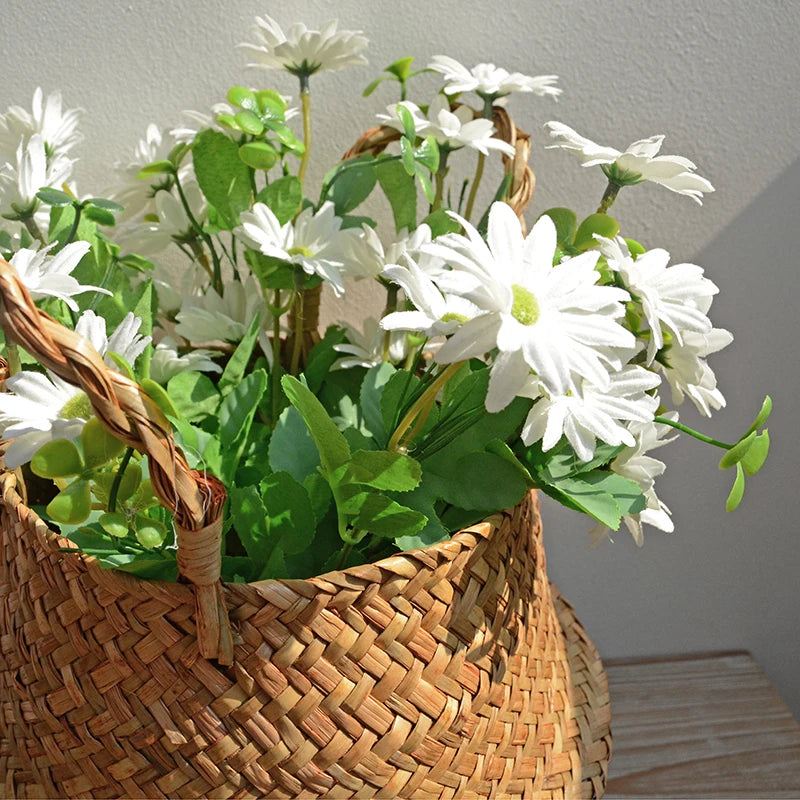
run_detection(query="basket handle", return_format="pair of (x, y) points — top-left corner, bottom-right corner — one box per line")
(0, 259), (234, 665)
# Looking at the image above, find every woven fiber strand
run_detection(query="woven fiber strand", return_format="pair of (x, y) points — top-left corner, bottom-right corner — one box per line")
(0, 471), (610, 799)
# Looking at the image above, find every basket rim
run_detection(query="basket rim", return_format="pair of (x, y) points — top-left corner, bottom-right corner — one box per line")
(0, 468), (528, 607)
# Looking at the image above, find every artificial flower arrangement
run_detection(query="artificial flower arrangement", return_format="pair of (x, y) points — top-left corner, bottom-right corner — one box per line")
(0, 14), (772, 585)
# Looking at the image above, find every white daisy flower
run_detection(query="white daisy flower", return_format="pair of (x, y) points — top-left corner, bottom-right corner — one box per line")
(425, 203), (635, 408)
(657, 328), (732, 416)
(428, 55), (561, 100)
(520, 366), (662, 462)
(175, 273), (266, 346)
(597, 236), (719, 364)
(74, 310), (151, 368)
(379, 97), (515, 156)
(544, 121), (714, 203)
(148, 336), (222, 385)
(332, 318), (407, 370)
(241, 16), (368, 77)
(0, 134), (73, 218)
(0, 87), (83, 162)
(380, 255), (481, 338)
(0, 370), (87, 469)
(235, 201), (355, 296)
(9, 241), (110, 310)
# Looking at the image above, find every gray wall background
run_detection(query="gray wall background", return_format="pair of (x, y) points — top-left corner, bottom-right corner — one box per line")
(3, 1), (798, 715)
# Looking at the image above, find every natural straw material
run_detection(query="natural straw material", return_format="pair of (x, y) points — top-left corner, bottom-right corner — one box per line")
(0, 474), (610, 798)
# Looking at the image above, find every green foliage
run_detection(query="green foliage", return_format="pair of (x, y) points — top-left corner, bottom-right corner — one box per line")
(377, 158), (417, 232)
(573, 213), (621, 251)
(256, 176), (302, 224)
(31, 439), (83, 478)
(323, 155), (378, 216)
(81, 418), (125, 468)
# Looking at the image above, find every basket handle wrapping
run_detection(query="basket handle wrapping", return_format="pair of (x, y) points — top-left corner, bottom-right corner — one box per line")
(0, 260), (234, 665)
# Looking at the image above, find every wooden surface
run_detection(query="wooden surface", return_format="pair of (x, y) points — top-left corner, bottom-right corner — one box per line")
(605, 651), (800, 798)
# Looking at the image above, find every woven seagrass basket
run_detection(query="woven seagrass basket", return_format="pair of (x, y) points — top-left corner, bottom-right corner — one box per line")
(0, 110), (612, 798)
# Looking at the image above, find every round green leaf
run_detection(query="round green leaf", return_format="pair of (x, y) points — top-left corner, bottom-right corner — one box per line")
(234, 110), (264, 136)
(99, 512), (130, 538)
(46, 479), (92, 524)
(31, 438), (84, 478)
(238, 142), (278, 170)
(254, 90), (287, 117)
(82, 417), (126, 468)
(135, 515), (166, 549)
(573, 213), (620, 251)
(718, 430), (756, 470)
(227, 86), (258, 111)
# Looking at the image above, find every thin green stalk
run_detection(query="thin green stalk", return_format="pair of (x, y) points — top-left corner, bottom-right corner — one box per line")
(597, 181), (621, 214)
(5, 341), (21, 376)
(21, 213), (46, 245)
(271, 289), (283, 423)
(463, 97), (495, 221)
(63, 204), (83, 246)
(289, 287), (304, 376)
(382, 284), (399, 362)
(89, 256), (119, 311)
(298, 82), (312, 192)
(653, 416), (733, 450)
(108, 447), (134, 513)
(388, 361), (464, 452)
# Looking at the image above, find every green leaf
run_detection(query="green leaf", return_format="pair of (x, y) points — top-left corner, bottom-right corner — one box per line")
(261, 472), (315, 556)
(31, 439), (83, 478)
(304, 326), (347, 394)
(269, 404), (321, 483)
(343, 492), (427, 539)
(396, 104), (417, 143)
(415, 164), (435, 204)
(580, 471), (647, 519)
(255, 89), (288, 117)
(228, 485), (272, 562)
(400, 136), (417, 176)
(227, 86), (258, 111)
(36, 188), (74, 207)
(362, 75), (389, 97)
(624, 237), (646, 256)
(281, 375), (351, 475)
(255, 175), (302, 225)
(83, 206), (116, 226)
(726, 463), (746, 512)
(360, 362), (396, 445)
(345, 450), (422, 492)
(440, 452), (529, 511)
(93, 463), (142, 506)
(422, 208), (462, 238)
(136, 160), (175, 178)
(741, 430), (769, 476)
(99, 512), (129, 538)
(540, 207), (577, 246)
(192, 129), (253, 228)
(134, 515), (167, 548)
(219, 369), (268, 483)
(238, 141), (278, 170)
(142, 378), (180, 420)
(377, 158), (416, 232)
(87, 198), (125, 212)
(166, 372), (220, 422)
(414, 137), (439, 172)
(81, 417), (125, 468)
(219, 315), (262, 396)
(233, 110), (264, 135)
(476, 174), (513, 237)
(573, 213), (620, 251)
(387, 56), (415, 81)
(107, 351), (134, 380)
(323, 155), (377, 216)
(719, 430), (757, 470)
(745, 395), (772, 437)
(46, 479), (92, 525)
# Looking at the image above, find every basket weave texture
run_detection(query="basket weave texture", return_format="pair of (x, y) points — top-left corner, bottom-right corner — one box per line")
(0, 476), (610, 799)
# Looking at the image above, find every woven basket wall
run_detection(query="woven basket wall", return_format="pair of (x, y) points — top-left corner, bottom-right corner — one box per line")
(0, 473), (610, 799)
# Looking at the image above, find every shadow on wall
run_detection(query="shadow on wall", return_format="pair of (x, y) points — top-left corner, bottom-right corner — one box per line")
(541, 156), (800, 719)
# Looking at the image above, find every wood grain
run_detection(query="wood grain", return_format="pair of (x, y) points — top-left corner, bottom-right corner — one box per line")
(605, 651), (800, 798)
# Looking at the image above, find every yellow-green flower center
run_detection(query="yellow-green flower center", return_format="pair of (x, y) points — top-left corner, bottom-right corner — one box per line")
(288, 245), (313, 258)
(511, 284), (540, 326)
(59, 392), (93, 420)
(440, 311), (468, 324)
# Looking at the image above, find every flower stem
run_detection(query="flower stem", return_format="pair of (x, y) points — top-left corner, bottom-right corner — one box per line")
(21, 213), (46, 246)
(597, 181), (621, 214)
(63, 204), (83, 246)
(382, 284), (399, 361)
(431, 149), (450, 213)
(653, 416), (733, 450)
(298, 82), (312, 193)
(388, 361), (464, 452)
(5, 341), (21, 376)
(271, 289), (283, 422)
(463, 98), (495, 221)
(289, 286), (305, 376)
(109, 447), (134, 513)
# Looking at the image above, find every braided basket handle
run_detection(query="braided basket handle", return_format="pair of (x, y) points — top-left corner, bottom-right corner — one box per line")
(0, 260), (234, 665)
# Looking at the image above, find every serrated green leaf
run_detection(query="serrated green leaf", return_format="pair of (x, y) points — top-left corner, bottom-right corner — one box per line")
(219, 369), (268, 484)
(229, 484), (271, 562)
(377, 158), (417, 232)
(46, 479), (92, 525)
(31, 438), (84, 478)
(550, 475), (621, 529)
(440, 452), (529, 511)
(359, 362), (395, 445)
(574, 213), (620, 251)
(192, 129), (253, 228)
(324, 156), (377, 216)
(726, 462), (746, 511)
(281, 375), (351, 475)
(166, 372), (220, 422)
(741, 430), (769, 476)
(81, 417), (125, 468)
(268, 404), (320, 483)
(346, 450), (422, 492)
(343, 492), (427, 539)
(304, 326), (347, 394)
(422, 208), (462, 238)
(719, 430), (757, 470)
(255, 175), (302, 225)
(539, 207), (577, 246)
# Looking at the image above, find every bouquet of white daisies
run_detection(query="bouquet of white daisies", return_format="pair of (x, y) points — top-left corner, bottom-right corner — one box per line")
(0, 13), (770, 581)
